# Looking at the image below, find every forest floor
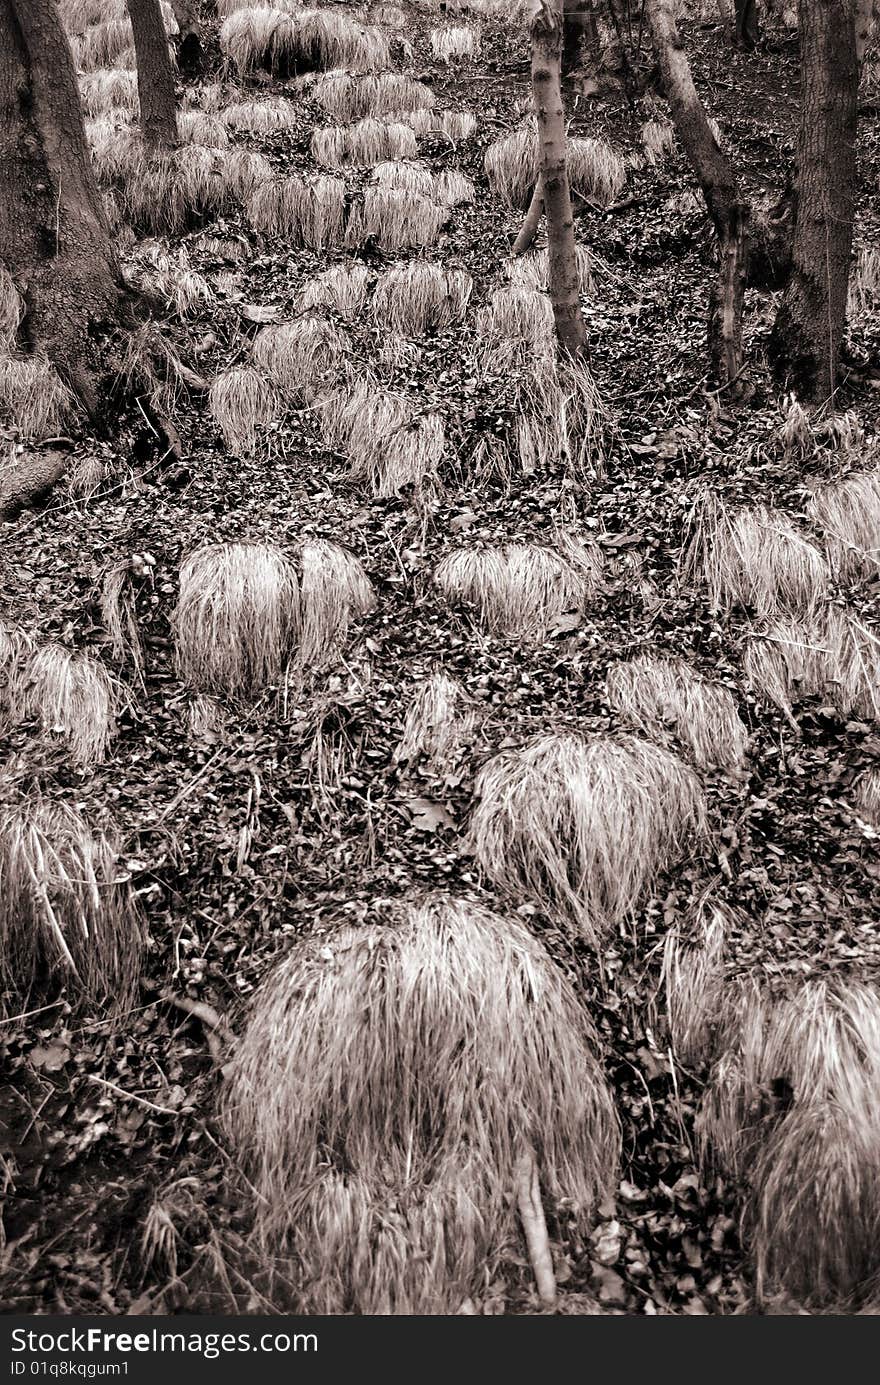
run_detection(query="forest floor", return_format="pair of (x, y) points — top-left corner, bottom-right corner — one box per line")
(2, 0), (880, 1316)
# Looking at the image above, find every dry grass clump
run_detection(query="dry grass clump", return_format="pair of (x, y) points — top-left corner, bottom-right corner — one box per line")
(310, 71), (434, 120)
(476, 286), (555, 365)
(507, 243), (593, 296)
(209, 366), (278, 455)
(682, 492), (828, 618)
(485, 124), (625, 209)
(389, 106), (434, 135)
(296, 10), (391, 72)
(298, 540), (375, 667)
(372, 262), (472, 334)
(0, 267), (23, 350)
(221, 97), (299, 132)
(247, 175), (346, 247)
(59, 0), (127, 28)
(220, 7), (390, 76)
(396, 672), (476, 773)
(371, 160), (435, 196)
(311, 118), (417, 169)
(12, 644), (119, 766)
(297, 263), (371, 319)
(345, 187), (447, 250)
(847, 245), (880, 327)
(101, 563), (145, 681)
(468, 732), (705, 945)
(435, 110), (477, 142)
(435, 168), (475, 206)
(0, 356), (75, 441)
(173, 542), (299, 698)
(225, 148), (274, 201)
(434, 534), (602, 640)
(430, 24), (481, 61)
(316, 374), (445, 494)
(506, 358), (608, 476)
(854, 768), (880, 827)
(221, 894), (620, 1313)
(218, 8), (299, 73)
(698, 978), (880, 1310)
(125, 243), (214, 319)
(252, 316), (348, 400)
(0, 798), (142, 1013)
(808, 470), (880, 580)
(78, 67), (139, 118)
(87, 123), (232, 233)
(605, 654), (748, 771)
(742, 607), (880, 724)
(662, 900), (728, 1068)
(71, 17), (136, 71)
(178, 111), (230, 148)
(640, 118), (676, 163)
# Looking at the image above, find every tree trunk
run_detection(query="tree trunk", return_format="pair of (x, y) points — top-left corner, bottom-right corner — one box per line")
(769, 0), (858, 401)
(513, 174), (544, 254)
(128, 0), (178, 149)
(562, 0), (596, 73)
(169, 0), (202, 74)
(645, 0), (750, 394)
(0, 0), (122, 413)
(734, 0), (760, 47)
(531, 0), (588, 358)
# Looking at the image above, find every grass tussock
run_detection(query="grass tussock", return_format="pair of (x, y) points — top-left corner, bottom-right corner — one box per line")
(698, 978), (880, 1310)
(248, 175), (346, 247)
(253, 316), (348, 400)
(435, 110), (477, 142)
(0, 355), (75, 441)
(225, 148), (274, 201)
(396, 672), (476, 773)
(345, 187), (447, 250)
(173, 542), (299, 699)
(221, 894), (620, 1313)
(854, 768), (880, 827)
(389, 107), (434, 135)
(434, 534), (602, 640)
(507, 243), (593, 296)
(848, 246), (880, 328)
(311, 119), (417, 169)
(0, 267), (23, 350)
(372, 261), (472, 334)
(682, 492), (829, 618)
(430, 25), (481, 61)
(742, 607), (880, 724)
(220, 7), (390, 76)
(221, 97), (299, 132)
(101, 563), (145, 681)
(310, 71), (434, 121)
(468, 732), (706, 945)
(318, 375), (445, 494)
(808, 470), (880, 580)
(662, 901), (728, 1068)
(605, 654), (748, 771)
(0, 798), (142, 1013)
(435, 169), (475, 206)
(78, 67), (139, 119)
(485, 123), (625, 209)
(371, 160), (435, 197)
(13, 644), (119, 766)
(476, 286), (555, 365)
(640, 118), (676, 163)
(178, 111), (230, 149)
(209, 366), (278, 455)
(298, 540), (375, 667)
(298, 264), (371, 319)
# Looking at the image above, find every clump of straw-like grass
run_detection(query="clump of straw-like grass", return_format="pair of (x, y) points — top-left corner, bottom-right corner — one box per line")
(698, 977), (880, 1311)
(221, 97), (299, 132)
(78, 67), (139, 118)
(662, 900), (728, 1068)
(221, 893), (620, 1313)
(298, 540), (375, 667)
(389, 107), (434, 135)
(372, 261), (472, 335)
(178, 111), (230, 149)
(435, 535), (602, 640)
(220, 7), (390, 75)
(605, 654), (748, 771)
(209, 366), (278, 456)
(310, 71), (434, 121)
(0, 798), (142, 1013)
(485, 124), (625, 209)
(682, 492), (828, 618)
(311, 118), (417, 169)
(435, 110), (477, 142)
(848, 246), (880, 329)
(468, 732), (705, 945)
(0, 356), (75, 441)
(476, 286), (555, 365)
(396, 671), (476, 773)
(371, 160), (435, 196)
(12, 644), (119, 766)
(435, 168), (475, 206)
(854, 768), (880, 827)
(0, 267), (23, 350)
(297, 263), (371, 319)
(225, 148), (274, 201)
(252, 316), (348, 400)
(317, 375), (445, 494)
(742, 607), (880, 724)
(345, 187), (447, 250)
(430, 24), (481, 61)
(248, 175), (346, 247)
(101, 562), (145, 680)
(173, 542), (299, 698)
(640, 118), (675, 163)
(507, 244), (593, 296)
(808, 470), (880, 581)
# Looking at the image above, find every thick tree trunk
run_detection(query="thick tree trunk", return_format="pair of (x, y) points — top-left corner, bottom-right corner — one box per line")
(531, 0), (588, 358)
(128, 0), (178, 148)
(646, 0), (750, 394)
(0, 0), (122, 413)
(769, 0), (858, 401)
(169, 0), (202, 74)
(734, 0), (760, 47)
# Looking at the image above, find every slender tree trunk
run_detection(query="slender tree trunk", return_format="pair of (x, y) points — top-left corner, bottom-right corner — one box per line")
(128, 0), (178, 149)
(169, 0), (202, 74)
(0, 0), (122, 413)
(734, 0), (760, 47)
(769, 0), (858, 401)
(645, 0), (750, 394)
(562, 0), (596, 73)
(513, 174), (544, 254)
(531, 0), (588, 357)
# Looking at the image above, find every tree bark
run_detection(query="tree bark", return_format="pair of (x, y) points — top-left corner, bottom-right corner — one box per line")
(769, 0), (858, 401)
(513, 174), (544, 254)
(734, 0), (760, 47)
(531, 0), (588, 358)
(0, 0), (122, 413)
(128, 0), (178, 149)
(562, 0), (597, 74)
(645, 0), (750, 394)
(169, 0), (202, 74)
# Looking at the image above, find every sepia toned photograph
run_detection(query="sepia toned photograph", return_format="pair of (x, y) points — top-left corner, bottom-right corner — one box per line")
(1, 0), (878, 1328)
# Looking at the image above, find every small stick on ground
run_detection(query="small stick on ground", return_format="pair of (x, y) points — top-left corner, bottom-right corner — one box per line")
(515, 1147), (557, 1308)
